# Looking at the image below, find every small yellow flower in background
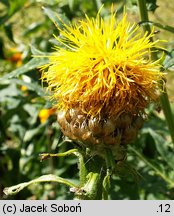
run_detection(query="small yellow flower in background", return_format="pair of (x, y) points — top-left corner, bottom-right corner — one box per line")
(39, 108), (56, 124)
(6, 48), (22, 67)
(9, 53), (22, 66)
(41, 8), (164, 151)
(20, 85), (28, 96)
(21, 85), (28, 92)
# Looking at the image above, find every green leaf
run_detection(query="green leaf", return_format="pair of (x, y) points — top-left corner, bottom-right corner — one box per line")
(30, 45), (50, 56)
(12, 78), (45, 96)
(0, 57), (49, 80)
(83, 172), (101, 199)
(23, 22), (44, 36)
(0, 82), (22, 102)
(23, 124), (45, 142)
(163, 49), (174, 69)
(3, 174), (77, 195)
(43, 7), (62, 26)
(102, 174), (110, 200)
(0, 0), (26, 25)
(129, 146), (174, 187)
(163, 58), (174, 70)
(147, 129), (174, 170)
(43, 7), (69, 28)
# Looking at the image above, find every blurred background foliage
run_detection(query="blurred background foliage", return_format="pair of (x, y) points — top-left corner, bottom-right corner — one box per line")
(0, 0), (174, 200)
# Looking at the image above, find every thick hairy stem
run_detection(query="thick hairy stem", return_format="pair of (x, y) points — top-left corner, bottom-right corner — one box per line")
(74, 146), (117, 200)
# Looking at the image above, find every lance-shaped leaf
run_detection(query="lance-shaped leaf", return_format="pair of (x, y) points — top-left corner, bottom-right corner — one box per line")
(0, 57), (48, 80)
(3, 174), (77, 196)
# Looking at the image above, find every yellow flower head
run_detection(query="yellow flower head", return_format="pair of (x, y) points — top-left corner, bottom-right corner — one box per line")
(42, 9), (163, 119)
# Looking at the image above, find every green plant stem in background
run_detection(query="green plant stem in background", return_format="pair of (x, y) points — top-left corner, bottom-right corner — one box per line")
(137, 0), (152, 38)
(137, 0), (174, 145)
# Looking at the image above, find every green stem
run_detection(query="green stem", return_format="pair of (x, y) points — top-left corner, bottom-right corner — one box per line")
(78, 151), (88, 187)
(39, 149), (79, 161)
(137, 0), (152, 35)
(137, 0), (174, 145)
(76, 152), (111, 200)
(160, 88), (174, 144)
(80, 155), (105, 200)
(105, 148), (115, 171)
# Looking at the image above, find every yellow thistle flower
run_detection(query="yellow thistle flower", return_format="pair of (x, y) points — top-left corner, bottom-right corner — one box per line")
(42, 9), (163, 119)
(41, 8), (165, 153)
